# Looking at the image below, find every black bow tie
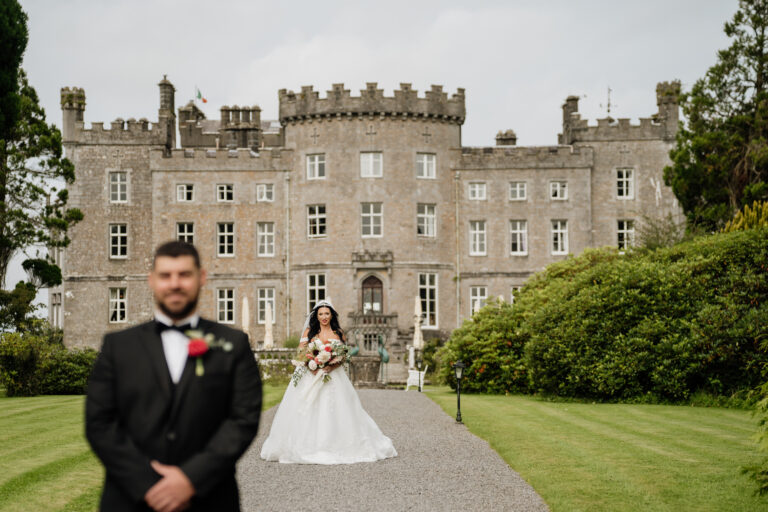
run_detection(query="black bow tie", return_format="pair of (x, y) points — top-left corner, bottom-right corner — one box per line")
(156, 321), (193, 334)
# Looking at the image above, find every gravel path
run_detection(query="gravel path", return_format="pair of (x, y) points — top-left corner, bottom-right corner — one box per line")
(237, 389), (549, 512)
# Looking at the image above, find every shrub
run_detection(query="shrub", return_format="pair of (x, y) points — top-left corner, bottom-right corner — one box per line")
(524, 228), (768, 400)
(282, 335), (300, 349)
(438, 229), (768, 400)
(0, 331), (97, 396)
(436, 298), (530, 393)
(723, 200), (768, 232)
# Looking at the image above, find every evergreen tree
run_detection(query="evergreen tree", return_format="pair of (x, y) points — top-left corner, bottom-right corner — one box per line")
(0, 0), (83, 329)
(664, 0), (768, 230)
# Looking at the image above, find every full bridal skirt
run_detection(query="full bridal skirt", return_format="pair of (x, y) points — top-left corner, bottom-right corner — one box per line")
(260, 367), (397, 464)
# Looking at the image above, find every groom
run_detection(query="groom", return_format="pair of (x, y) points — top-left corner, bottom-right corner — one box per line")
(86, 241), (262, 512)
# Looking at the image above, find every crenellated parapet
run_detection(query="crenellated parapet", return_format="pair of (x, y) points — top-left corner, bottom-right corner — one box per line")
(457, 145), (594, 170)
(67, 118), (170, 145)
(559, 81), (680, 144)
(61, 77), (177, 150)
(278, 82), (465, 124)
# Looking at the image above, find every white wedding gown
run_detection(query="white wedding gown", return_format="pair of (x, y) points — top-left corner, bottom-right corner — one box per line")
(260, 360), (397, 464)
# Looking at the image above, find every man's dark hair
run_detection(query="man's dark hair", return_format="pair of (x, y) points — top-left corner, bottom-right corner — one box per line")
(153, 241), (201, 269)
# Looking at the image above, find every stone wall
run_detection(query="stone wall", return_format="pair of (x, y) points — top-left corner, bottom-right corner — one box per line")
(54, 77), (683, 350)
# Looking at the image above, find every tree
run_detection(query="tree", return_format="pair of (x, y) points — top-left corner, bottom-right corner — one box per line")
(664, 0), (768, 231)
(0, 0), (82, 298)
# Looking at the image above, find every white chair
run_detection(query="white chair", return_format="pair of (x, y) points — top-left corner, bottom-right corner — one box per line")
(405, 364), (428, 391)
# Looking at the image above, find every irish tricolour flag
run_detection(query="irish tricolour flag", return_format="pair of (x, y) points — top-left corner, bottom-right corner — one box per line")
(195, 87), (207, 103)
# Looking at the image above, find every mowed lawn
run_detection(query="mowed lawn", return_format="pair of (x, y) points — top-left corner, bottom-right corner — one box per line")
(427, 387), (768, 512)
(0, 384), (286, 512)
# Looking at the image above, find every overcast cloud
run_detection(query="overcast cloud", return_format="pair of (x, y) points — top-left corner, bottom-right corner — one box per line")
(7, 0), (738, 303)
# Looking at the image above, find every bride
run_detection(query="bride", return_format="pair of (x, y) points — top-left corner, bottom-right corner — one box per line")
(260, 300), (397, 464)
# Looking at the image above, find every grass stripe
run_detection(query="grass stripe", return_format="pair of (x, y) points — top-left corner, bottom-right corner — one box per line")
(0, 450), (97, 509)
(425, 388), (768, 512)
(59, 485), (102, 512)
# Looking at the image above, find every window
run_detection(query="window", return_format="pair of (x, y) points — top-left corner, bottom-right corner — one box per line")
(419, 273), (438, 328)
(361, 203), (382, 237)
(109, 288), (127, 323)
(217, 288), (234, 324)
(617, 168), (634, 199)
(509, 181), (527, 201)
(51, 292), (62, 328)
(470, 286), (488, 315)
(551, 220), (568, 255)
(257, 222), (275, 256)
(416, 153), (436, 179)
(256, 183), (274, 202)
(363, 333), (379, 352)
(176, 222), (194, 244)
(109, 172), (127, 203)
(217, 184), (234, 202)
(510, 286), (521, 304)
(360, 152), (383, 178)
(307, 204), (327, 238)
(258, 288), (276, 324)
(468, 182), (487, 200)
(469, 220), (486, 256)
(362, 275), (383, 314)
(177, 184), (194, 202)
(618, 219), (635, 250)
(307, 154), (326, 180)
(550, 181), (568, 200)
(307, 273), (326, 312)
(510, 220), (528, 255)
(417, 203), (436, 237)
(217, 223), (234, 256)
(109, 224), (127, 259)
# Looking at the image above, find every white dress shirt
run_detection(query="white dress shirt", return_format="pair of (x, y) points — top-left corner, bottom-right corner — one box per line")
(154, 310), (200, 384)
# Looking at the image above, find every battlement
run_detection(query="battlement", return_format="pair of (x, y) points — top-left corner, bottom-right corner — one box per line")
(559, 81), (680, 144)
(457, 145), (593, 170)
(67, 118), (169, 145)
(278, 82), (465, 124)
(61, 77), (177, 150)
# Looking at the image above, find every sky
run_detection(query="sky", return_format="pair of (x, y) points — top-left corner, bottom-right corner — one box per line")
(6, 0), (739, 306)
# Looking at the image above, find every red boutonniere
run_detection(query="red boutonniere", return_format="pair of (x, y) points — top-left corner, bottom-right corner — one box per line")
(185, 330), (234, 376)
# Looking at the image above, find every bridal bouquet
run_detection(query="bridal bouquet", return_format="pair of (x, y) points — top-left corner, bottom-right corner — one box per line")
(291, 339), (350, 386)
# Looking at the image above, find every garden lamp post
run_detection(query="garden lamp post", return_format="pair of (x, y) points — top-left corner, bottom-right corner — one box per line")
(416, 357), (423, 392)
(453, 360), (465, 423)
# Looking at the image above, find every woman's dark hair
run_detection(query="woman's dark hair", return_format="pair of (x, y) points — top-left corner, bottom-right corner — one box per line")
(307, 305), (345, 343)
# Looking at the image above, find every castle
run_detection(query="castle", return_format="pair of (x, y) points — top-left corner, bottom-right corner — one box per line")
(51, 77), (682, 365)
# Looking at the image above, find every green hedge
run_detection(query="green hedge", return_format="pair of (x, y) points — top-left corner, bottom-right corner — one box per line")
(438, 228), (768, 400)
(0, 332), (97, 396)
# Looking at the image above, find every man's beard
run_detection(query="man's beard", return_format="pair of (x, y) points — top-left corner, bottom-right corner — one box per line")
(157, 291), (199, 321)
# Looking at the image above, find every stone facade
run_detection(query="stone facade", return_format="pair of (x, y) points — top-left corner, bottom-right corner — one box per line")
(51, 78), (682, 362)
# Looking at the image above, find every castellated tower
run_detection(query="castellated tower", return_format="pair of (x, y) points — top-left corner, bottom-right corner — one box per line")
(557, 81), (683, 250)
(278, 82), (465, 338)
(55, 78), (178, 346)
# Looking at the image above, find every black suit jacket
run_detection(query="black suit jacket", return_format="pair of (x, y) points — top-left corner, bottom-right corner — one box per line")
(85, 318), (262, 511)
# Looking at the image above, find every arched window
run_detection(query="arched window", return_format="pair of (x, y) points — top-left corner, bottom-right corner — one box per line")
(362, 275), (383, 314)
